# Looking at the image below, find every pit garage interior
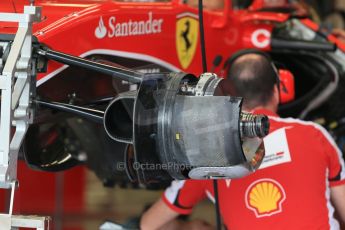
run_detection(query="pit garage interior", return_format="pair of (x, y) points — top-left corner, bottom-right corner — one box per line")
(1, 0), (345, 229)
(2, 162), (215, 229)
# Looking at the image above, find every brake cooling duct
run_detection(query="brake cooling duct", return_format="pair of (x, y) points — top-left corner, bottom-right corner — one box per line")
(104, 72), (269, 184)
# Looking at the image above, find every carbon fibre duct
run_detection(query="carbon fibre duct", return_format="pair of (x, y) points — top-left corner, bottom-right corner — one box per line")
(104, 72), (269, 183)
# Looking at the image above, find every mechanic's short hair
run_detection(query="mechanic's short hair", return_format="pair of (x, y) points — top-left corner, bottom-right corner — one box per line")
(227, 52), (278, 109)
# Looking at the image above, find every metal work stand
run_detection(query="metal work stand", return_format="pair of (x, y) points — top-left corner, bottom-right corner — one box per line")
(0, 3), (51, 230)
(0, 182), (51, 229)
(0, 214), (51, 230)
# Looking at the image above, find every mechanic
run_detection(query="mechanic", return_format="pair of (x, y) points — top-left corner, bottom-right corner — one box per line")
(140, 50), (345, 230)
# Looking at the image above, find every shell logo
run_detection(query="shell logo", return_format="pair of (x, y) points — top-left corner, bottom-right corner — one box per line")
(245, 179), (286, 218)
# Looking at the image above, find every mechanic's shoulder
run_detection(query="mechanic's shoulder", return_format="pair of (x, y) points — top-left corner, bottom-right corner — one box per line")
(269, 116), (325, 132)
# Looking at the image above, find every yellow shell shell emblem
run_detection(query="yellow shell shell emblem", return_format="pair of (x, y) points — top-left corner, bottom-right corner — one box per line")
(176, 14), (199, 69)
(245, 179), (286, 217)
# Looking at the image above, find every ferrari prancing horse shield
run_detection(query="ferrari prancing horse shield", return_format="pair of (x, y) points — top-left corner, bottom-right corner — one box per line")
(176, 16), (199, 69)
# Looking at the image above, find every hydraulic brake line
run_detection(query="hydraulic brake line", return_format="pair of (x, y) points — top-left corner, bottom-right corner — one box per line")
(197, 0), (222, 229)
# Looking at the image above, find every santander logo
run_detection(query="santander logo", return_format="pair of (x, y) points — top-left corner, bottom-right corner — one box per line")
(95, 16), (107, 39)
(94, 12), (163, 39)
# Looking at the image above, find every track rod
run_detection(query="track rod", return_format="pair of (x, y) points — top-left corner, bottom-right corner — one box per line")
(34, 100), (104, 124)
(37, 48), (143, 83)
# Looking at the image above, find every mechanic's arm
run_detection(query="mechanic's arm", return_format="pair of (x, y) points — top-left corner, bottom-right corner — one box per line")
(331, 184), (345, 223)
(140, 198), (179, 230)
(321, 124), (345, 223)
(140, 198), (213, 230)
(141, 180), (211, 230)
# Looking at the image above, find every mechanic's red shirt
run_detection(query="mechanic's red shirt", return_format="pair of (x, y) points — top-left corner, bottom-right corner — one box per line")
(162, 109), (345, 230)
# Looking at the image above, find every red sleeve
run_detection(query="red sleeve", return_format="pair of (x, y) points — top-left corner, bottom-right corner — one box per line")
(162, 180), (207, 215)
(316, 125), (345, 187)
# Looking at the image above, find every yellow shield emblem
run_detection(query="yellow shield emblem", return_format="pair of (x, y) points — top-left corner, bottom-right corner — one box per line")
(176, 16), (199, 69)
(245, 179), (286, 218)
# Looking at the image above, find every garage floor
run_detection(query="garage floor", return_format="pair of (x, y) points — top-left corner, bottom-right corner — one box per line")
(6, 162), (216, 230)
(62, 171), (215, 230)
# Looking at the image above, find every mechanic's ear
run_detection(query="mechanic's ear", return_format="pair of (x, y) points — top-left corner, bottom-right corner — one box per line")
(273, 84), (280, 106)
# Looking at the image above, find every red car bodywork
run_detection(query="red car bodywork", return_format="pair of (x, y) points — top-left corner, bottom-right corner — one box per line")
(2, 0), (291, 81)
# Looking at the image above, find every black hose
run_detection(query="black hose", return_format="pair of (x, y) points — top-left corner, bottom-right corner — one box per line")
(197, 0), (221, 228)
(213, 180), (222, 230)
(198, 0), (208, 73)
